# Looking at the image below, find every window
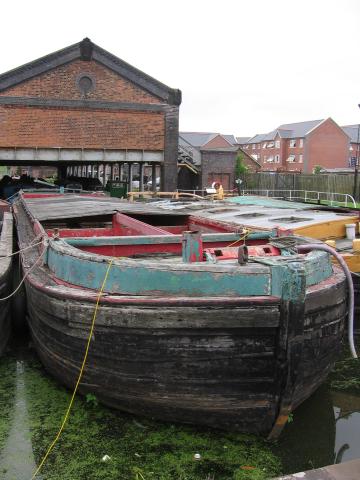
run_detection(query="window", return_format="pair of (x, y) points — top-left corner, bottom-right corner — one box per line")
(263, 143), (267, 149)
(350, 145), (354, 151)
(299, 139), (304, 148)
(263, 156), (267, 163)
(267, 142), (274, 148)
(287, 154), (296, 162)
(289, 139), (296, 148)
(252, 144), (256, 150)
(299, 154), (303, 163)
(267, 156), (274, 163)
(77, 73), (96, 96)
(275, 140), (280, 148)
(275, 154), (280, 163)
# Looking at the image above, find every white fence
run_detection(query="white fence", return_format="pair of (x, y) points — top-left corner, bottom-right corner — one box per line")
(239, 189), (357, 208)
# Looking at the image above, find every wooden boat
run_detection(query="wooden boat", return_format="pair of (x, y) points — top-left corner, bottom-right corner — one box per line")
(13, 192), (347, 436)
(0, 201), (13, 355)
(226, 196), (360, 328)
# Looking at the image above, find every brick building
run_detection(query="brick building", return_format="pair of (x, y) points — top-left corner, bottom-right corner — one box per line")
(239, 118), (349, 173)
(0, 38), (181, 191)
(341, 125), (360, 167)
(178, 132), (260, 190)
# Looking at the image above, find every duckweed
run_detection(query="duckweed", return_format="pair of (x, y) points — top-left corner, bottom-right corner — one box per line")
(23, 354), (281, 480)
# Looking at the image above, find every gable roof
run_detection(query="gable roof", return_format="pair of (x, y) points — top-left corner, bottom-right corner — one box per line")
(223, 134), (237, 145)
(179, 132), (235, 148)
(277, 119), (323, 138)
(0, 38), (181, 105)
(236, 136), (251, 144)
(180, 132), (217, 147)
(245, 119), (325, 144)
(342, 125), (360, 143)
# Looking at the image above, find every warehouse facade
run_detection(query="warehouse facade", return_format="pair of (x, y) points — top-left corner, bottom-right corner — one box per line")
(0, 38), (181, 191)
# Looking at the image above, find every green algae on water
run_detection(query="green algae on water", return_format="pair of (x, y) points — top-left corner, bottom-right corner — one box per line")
(23, 354), (281, 480)
(328, 339), (360, 394)
(0, 355), (16, 452)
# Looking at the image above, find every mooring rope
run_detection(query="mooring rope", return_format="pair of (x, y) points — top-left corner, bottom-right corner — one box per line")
(0, 237), (43, 258)
(0, 248), (46, 302)
(30, 259), (114, 479)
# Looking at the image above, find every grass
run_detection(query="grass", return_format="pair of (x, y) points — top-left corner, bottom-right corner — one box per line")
(23, 354), (281, 480)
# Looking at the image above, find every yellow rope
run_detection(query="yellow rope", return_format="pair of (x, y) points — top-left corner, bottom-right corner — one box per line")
(31, 259), (114, 479)
(226, 229), (250, 248)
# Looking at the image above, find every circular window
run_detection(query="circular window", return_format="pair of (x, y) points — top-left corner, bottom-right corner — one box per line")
(77, 74), (95, 95)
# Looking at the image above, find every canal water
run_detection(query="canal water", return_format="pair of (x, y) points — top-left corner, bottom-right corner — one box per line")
(0, 335), (359, 480)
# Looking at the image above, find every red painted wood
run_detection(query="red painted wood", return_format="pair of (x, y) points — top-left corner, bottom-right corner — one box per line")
(77, 241), (250, 257)
(189, 216), (240, 233)
(113, 212), (172, 236)
(159, 225), (188, 234)
(204, 245), (280, 260)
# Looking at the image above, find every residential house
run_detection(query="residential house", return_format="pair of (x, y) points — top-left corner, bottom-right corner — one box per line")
(239, 118), (349, 173)
(341, 125), (360, 167)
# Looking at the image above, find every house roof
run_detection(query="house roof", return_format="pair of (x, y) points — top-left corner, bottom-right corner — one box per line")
(179, 132), (217, 147)
(223, 134), (238, 145)
(0, 38), (181, 105)
(277, 119), (323, 138)
(342, 125), (360, 143)
(246, 119), (325, 144)
(179, 132), (235, 148)
(236, 136), (251, 144)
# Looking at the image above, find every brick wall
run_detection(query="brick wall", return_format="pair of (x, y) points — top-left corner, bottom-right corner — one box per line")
(0, 59), (160, 104)
(0, 105), (164, 149)
(203, 135), (233, 149)
(0, 58), (167, 151)
(201, 150), (237, 190)
(305, 119), (349, 173)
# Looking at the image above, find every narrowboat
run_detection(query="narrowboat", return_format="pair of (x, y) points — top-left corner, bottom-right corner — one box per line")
(0, 201), (13, 355)
(13, 192), (347, 437)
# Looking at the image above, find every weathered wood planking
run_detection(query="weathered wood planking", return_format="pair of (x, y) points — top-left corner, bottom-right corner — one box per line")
(0, 212), (13, 355)
(13, 193), (348, 435)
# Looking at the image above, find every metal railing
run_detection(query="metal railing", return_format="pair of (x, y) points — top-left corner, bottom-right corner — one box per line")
(239, 189), (357, 208)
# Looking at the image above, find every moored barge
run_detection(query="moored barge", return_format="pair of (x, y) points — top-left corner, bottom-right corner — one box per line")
(13, 193), (347, 436)
(0, 201), (13, 355)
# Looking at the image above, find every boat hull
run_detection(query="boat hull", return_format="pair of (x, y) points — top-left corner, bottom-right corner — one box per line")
(13, 194), (347, 435)
(0, 211), (13, 355)
(24, 269), (346, 434)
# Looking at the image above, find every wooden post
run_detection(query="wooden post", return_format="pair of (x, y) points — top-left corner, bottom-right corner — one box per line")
(267, 261), (306, 440)
(182, 231), (203, 263)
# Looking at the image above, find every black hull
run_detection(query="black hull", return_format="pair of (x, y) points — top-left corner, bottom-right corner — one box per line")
(0, 211), (12, 356)
(13, 196), (347, 435)
(24, 270), (346, 435)
(353, 273), (360, 333)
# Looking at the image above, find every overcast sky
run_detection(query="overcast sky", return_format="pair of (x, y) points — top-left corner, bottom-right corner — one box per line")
(1, 0), (359, 137)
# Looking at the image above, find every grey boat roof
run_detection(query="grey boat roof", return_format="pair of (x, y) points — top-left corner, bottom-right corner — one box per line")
(21, 194), (358, 232)
(21, 194), (201, 221)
